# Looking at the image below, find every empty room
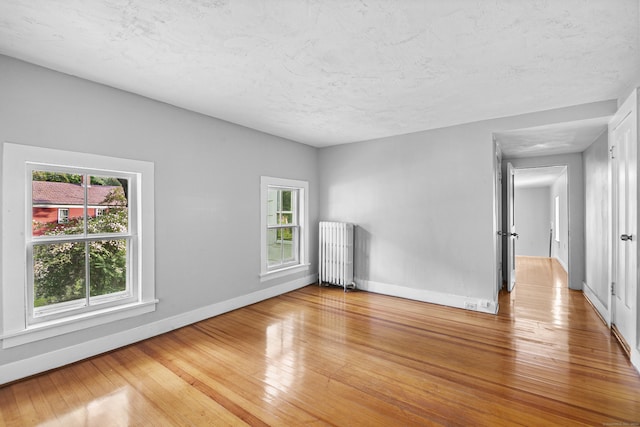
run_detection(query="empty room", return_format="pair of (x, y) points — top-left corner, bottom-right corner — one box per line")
(1, 1), (639, 425)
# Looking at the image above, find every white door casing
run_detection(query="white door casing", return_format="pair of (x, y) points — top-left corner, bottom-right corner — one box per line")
(610, 89), (638, 353)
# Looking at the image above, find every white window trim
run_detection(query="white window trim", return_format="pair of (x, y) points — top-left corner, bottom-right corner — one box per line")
(2, 143), (157, 349)
(260, 176), (309, 281)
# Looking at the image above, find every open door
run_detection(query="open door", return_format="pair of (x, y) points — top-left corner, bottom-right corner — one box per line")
(506, 162), (517, 292)
(610, 89), (638, 354)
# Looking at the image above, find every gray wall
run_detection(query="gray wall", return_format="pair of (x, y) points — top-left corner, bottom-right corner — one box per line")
(514, 186), (551, 257)
(320, 101), (616, 305)
(0, 55), (319, 368)
(583, 130), (609, 310)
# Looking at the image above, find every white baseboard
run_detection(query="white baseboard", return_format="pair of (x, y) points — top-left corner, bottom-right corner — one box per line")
(582, 281), (610, 326)
(357, 279), (498, 314)
(0, 273), (317, 385)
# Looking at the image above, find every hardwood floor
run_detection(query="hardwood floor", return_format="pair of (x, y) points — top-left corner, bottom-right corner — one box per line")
(1, 256), (639, 426)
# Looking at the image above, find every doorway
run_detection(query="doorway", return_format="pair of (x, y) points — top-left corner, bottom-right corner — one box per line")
(514, 166), (569, 278)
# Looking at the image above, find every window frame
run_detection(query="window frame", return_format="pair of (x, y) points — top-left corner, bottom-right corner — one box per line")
(2, 143), (156, 349)
(260, 176), (309, 281)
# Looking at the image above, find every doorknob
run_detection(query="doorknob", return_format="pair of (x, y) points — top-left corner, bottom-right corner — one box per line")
(621, 234), (633, 241)
(510, 233), (519, 238)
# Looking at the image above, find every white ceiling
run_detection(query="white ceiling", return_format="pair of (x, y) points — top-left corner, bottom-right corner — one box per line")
(0, 1), (637, 147)
(514, 166), (567, 188)
(494, 116), (610, 159)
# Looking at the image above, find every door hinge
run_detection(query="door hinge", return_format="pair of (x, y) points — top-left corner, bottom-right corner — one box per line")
(611, 282), (616, 296)
(609, 145), (616, 159)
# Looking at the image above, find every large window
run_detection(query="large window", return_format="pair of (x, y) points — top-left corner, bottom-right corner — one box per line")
(260, 176), (309, 280)
(30, 168), (132, 323)
(2, 143), (156, 348)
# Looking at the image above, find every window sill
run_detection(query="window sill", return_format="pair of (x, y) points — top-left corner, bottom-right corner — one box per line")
(260, 263), (310, 282)
(1, 299), (158, 349)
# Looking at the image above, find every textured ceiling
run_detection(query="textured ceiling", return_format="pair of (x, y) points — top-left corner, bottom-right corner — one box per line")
(0, 0), (637, 147)
(495, 116), (610, 159)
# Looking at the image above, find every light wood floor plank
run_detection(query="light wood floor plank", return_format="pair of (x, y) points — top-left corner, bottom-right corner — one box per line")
(1, 255), (639, 425)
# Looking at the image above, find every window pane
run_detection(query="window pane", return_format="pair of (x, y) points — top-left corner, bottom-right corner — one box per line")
(89, 239), (127, 297)
(281, 227), (295, 262)
(32, 171), (85, 236)
(267, 228), (281, 266)
(282, 190), (292, 211)
(280, 213), (293, 225)
(33, 241), (86, 308)
(88, 176), (128, 234)
(267, 188), (278, 226)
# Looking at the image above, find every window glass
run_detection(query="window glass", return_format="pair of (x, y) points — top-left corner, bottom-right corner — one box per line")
(89, 239), (128, 298)
(87, 175), (129, 235)
(33, 171), (84, 236)
(33, 241), (86, 308)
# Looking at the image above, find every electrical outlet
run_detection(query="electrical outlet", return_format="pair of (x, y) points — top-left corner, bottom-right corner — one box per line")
(464, 302), (477, 311)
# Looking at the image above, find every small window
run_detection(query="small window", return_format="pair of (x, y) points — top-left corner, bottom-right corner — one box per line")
(267, 187), (299, 268)
(57, 208), (69, 224)
(95, 208), (105, 217)
(260, 177), (309, 280)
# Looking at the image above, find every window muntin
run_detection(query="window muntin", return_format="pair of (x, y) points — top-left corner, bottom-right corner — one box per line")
(28, 166), (135, 323)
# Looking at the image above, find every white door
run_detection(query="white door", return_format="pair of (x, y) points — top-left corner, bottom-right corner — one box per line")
(506, 162), (517, 292)
(610, 90), (637, 351)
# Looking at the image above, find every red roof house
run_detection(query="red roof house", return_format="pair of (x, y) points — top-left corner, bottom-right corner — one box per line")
(32, 181), (125, 235)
